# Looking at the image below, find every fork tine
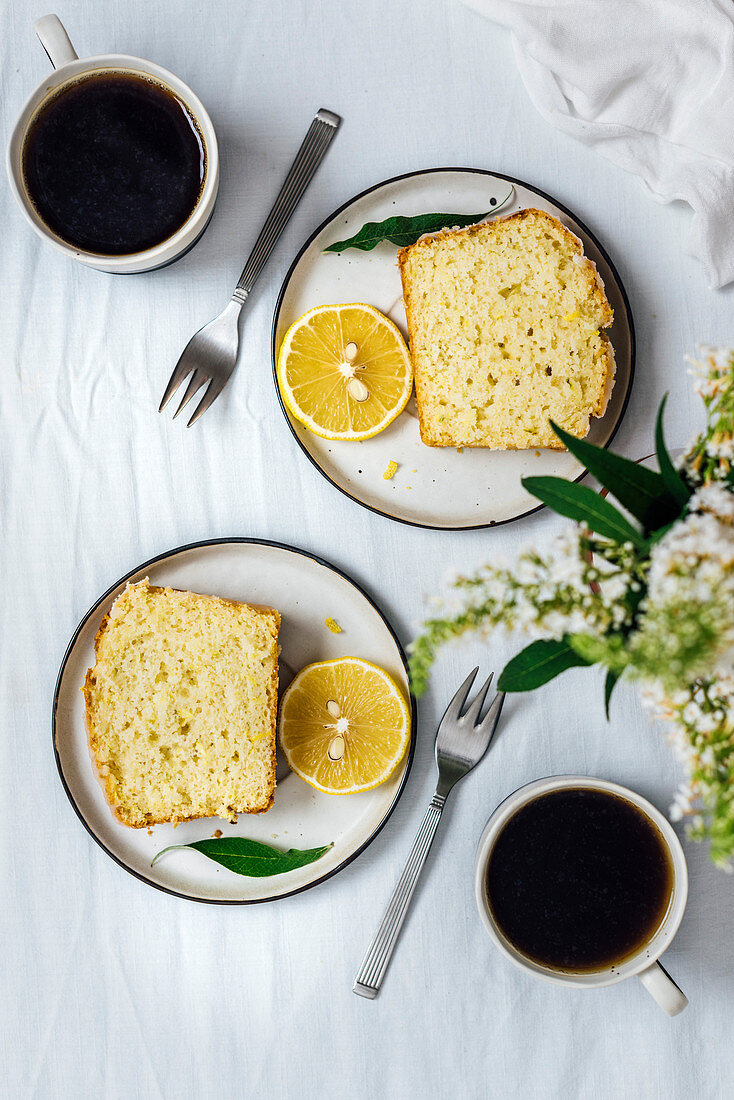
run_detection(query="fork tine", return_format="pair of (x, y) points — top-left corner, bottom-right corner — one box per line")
(159, 354), (193, 412)
(463, 672), (494, 728)
(173, 369), (209, 419)
(477, 690), (506, 739)
(439, 667), (479, 728)
(187, 376), (225, 427)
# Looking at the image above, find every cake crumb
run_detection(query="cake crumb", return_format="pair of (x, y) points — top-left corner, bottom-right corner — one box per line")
(383, 460), (399, 480)
(212, 829), (223, 838)
(324, 617), (342, 634)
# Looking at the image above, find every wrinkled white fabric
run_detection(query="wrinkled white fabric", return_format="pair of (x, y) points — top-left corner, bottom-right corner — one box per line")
(2, 0), (734, 1097)
(462, 0), (734, 288)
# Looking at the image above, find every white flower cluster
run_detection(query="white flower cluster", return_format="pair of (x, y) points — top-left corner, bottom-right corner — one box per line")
(636, 490), (734, 683)
(448, 527), (636, 642)
(642, 673), (734, 867)
(639, 476), (734, 863)
(690, 482), (734, 522)
(642, 677), (730, 761)
(689, 345), (734, 400)
(685, 346), (734, 469)
(704, 437), (734, 462)
(648, 509), (734, 606)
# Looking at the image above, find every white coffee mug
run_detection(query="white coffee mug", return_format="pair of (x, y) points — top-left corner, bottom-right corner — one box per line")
(474, 775), (689, 1016)
(6, 15), (219, 273)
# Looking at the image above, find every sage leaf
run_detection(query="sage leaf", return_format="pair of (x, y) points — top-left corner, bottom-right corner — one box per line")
(324, 193), (513, 253)
(549, 420), (683, 533)
(152, 837), (333, 877)
(522, 475), (645, 547)
(655, 395), (691, 508)
(498, 638), (591, 692)
(604, 670), (620, 719)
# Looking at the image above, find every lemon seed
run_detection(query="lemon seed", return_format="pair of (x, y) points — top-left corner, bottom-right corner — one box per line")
(328, 735), (346, 761)
(347, 378), (369, 401)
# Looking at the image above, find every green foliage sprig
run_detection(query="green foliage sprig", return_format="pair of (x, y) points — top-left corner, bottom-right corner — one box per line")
(409, 348), (734, 866)
(409, 406), (686, 699)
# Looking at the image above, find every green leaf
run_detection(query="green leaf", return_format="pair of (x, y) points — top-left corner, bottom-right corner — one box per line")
(654, 395), (691, 508)
(323, 195), (513, 253)
(522, 475), (645, 547)
(152, 837), (333, 877)
(604, 670), (620, 719)
(549, 420), (683, 532)
(497, 638), (591, 692)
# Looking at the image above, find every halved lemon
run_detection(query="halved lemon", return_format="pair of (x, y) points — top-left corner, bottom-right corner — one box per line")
(276, 303), (413, 441)
(278, 657), (411, 795)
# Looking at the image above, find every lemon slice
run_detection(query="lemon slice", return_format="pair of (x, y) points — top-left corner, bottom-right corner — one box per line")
(276, 303), (413, 441)
(278, 657), (411, 795)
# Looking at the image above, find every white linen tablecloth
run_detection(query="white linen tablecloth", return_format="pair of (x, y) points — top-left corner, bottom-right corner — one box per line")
(2, 1), (733, 1097)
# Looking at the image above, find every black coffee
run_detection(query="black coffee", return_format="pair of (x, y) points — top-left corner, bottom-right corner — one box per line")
(486, 788), (673, 972)
(22, 71), (205, 255)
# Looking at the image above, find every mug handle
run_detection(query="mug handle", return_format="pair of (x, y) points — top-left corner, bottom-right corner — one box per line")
(35, 14), (78, 69)
(637, 961), (688, 1016)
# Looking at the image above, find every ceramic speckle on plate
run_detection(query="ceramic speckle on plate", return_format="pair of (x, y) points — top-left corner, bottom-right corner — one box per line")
(53, 539), (415, 903)
(272, 168), (635, 530)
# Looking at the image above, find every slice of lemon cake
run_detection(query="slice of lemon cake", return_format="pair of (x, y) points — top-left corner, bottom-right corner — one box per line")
(398, 208), (615, 449)
(83, 579), (280, 827)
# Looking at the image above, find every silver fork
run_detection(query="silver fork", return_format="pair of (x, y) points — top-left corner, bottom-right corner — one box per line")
(353, 669), (506, 999)
(159, 108), (341, 426)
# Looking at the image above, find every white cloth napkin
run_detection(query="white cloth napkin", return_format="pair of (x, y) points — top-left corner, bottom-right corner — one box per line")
(461, 0), (734, 288)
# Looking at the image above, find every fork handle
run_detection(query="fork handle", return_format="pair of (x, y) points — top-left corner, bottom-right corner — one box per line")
(353, 793), (446, 999)
(232, 109), (340, 304)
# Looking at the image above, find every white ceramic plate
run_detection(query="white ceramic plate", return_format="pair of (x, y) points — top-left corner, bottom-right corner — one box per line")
(272, 168), (635, 529)
(53, 539), (415, 903)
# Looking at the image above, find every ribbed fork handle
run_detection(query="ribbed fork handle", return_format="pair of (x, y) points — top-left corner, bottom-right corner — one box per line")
(232, 109), (340, 304)
(353, 793), (446, 998)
